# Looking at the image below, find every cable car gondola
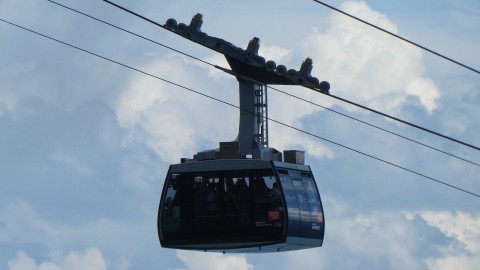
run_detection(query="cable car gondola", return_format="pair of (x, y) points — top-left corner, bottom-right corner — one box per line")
(157, 13), (330, 253)
(159, 158), (324, 252)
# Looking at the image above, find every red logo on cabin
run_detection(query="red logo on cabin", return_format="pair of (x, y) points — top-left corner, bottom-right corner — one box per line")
(267, 210), (283, 222)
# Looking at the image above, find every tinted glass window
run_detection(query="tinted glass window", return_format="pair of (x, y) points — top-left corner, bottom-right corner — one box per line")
(224, 172), (250, 231)
(161, 173), (191, 234)
(192, 174), (221, 232)
(275, 167), (324, 239)
(160, 168), (285, 245)
(161, 173), (181, 232)
(278, 175), (300, 236)
(303, 178), (323, 230)
(253, 170), (284, 233)
(292, 178), (311, 230)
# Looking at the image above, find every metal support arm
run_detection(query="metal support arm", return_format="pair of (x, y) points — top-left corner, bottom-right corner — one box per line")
(164, 14), (330, 93)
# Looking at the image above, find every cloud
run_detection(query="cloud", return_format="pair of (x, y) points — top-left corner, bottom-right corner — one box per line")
(0, 199), (147, 269)
(405, 78), (440, 112)
(301, 0), (440, 115)
(317, 202), (425, 270)
(114, 56), (204, 163)
(8, 249), (107, 270)
(419, 211), (480, 270)
(114, 55), (241, 163)
(258, 44), (292, 63)
(267, 121), (334, 160)
(425, 255), (479, 270)
(419, 211), (480, 254)
(177, 250), (253, 270)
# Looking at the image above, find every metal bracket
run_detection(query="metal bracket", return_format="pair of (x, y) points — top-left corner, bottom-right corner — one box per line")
(164, 14), (330, 94)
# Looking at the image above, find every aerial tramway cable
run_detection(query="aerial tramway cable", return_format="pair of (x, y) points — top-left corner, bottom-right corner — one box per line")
(310, 0), (480, 75)
(97, 0), (480, 153)
(46, 0), (480, 167)
(1, 17), (478, 199)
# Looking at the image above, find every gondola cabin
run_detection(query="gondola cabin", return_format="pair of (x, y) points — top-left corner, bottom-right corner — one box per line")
(152, 13), (330, 253)
(97, 4), (331, 255)
(158, 159), (325, 252)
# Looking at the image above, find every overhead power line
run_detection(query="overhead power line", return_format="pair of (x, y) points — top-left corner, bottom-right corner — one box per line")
(1, 17), (478, 199)
(47, 0), (480, 166)
(311, 0), (480, 75)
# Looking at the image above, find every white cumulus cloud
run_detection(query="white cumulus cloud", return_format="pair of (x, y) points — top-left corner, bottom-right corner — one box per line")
(420, 211), (480, 270)
(420, 211), (480, 253)
(8, 249), (107, 270)
(177, 250), (253, 270)
(302, 0), (440, 114)
(115, 56), (207, 163)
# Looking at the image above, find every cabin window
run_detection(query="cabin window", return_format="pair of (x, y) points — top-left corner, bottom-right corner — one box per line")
(253, 171), (284, 230)
(161, 173), (184, 232)
(224, 172), (251, 231)
(303, 178), (323, 227)
(276, 167), (324, 238)
(191, 174), (221, 232)
(161, 168), (285, 243)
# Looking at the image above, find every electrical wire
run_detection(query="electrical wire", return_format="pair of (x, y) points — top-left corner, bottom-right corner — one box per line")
(311, 0), (480, 75)
(98, 0), (480, 153)
(1, 17), (478, 199)
(46, 0), (480, 167)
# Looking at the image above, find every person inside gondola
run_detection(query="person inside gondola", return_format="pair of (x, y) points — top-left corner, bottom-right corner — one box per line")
(205, 182), (217, 215)
(235, 178), (250, 227)
(267, 182), (284, 223)
(268, 182), (281, 198)
(254, 177), (270, 225)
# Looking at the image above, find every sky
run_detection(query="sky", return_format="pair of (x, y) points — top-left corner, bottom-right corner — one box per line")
(1, 0), (479, 269)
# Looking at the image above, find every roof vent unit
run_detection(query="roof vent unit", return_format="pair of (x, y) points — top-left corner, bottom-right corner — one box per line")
(283, 150), (305, 165)
(219, 141), (240, 152)
(216, 141), (243, 159)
